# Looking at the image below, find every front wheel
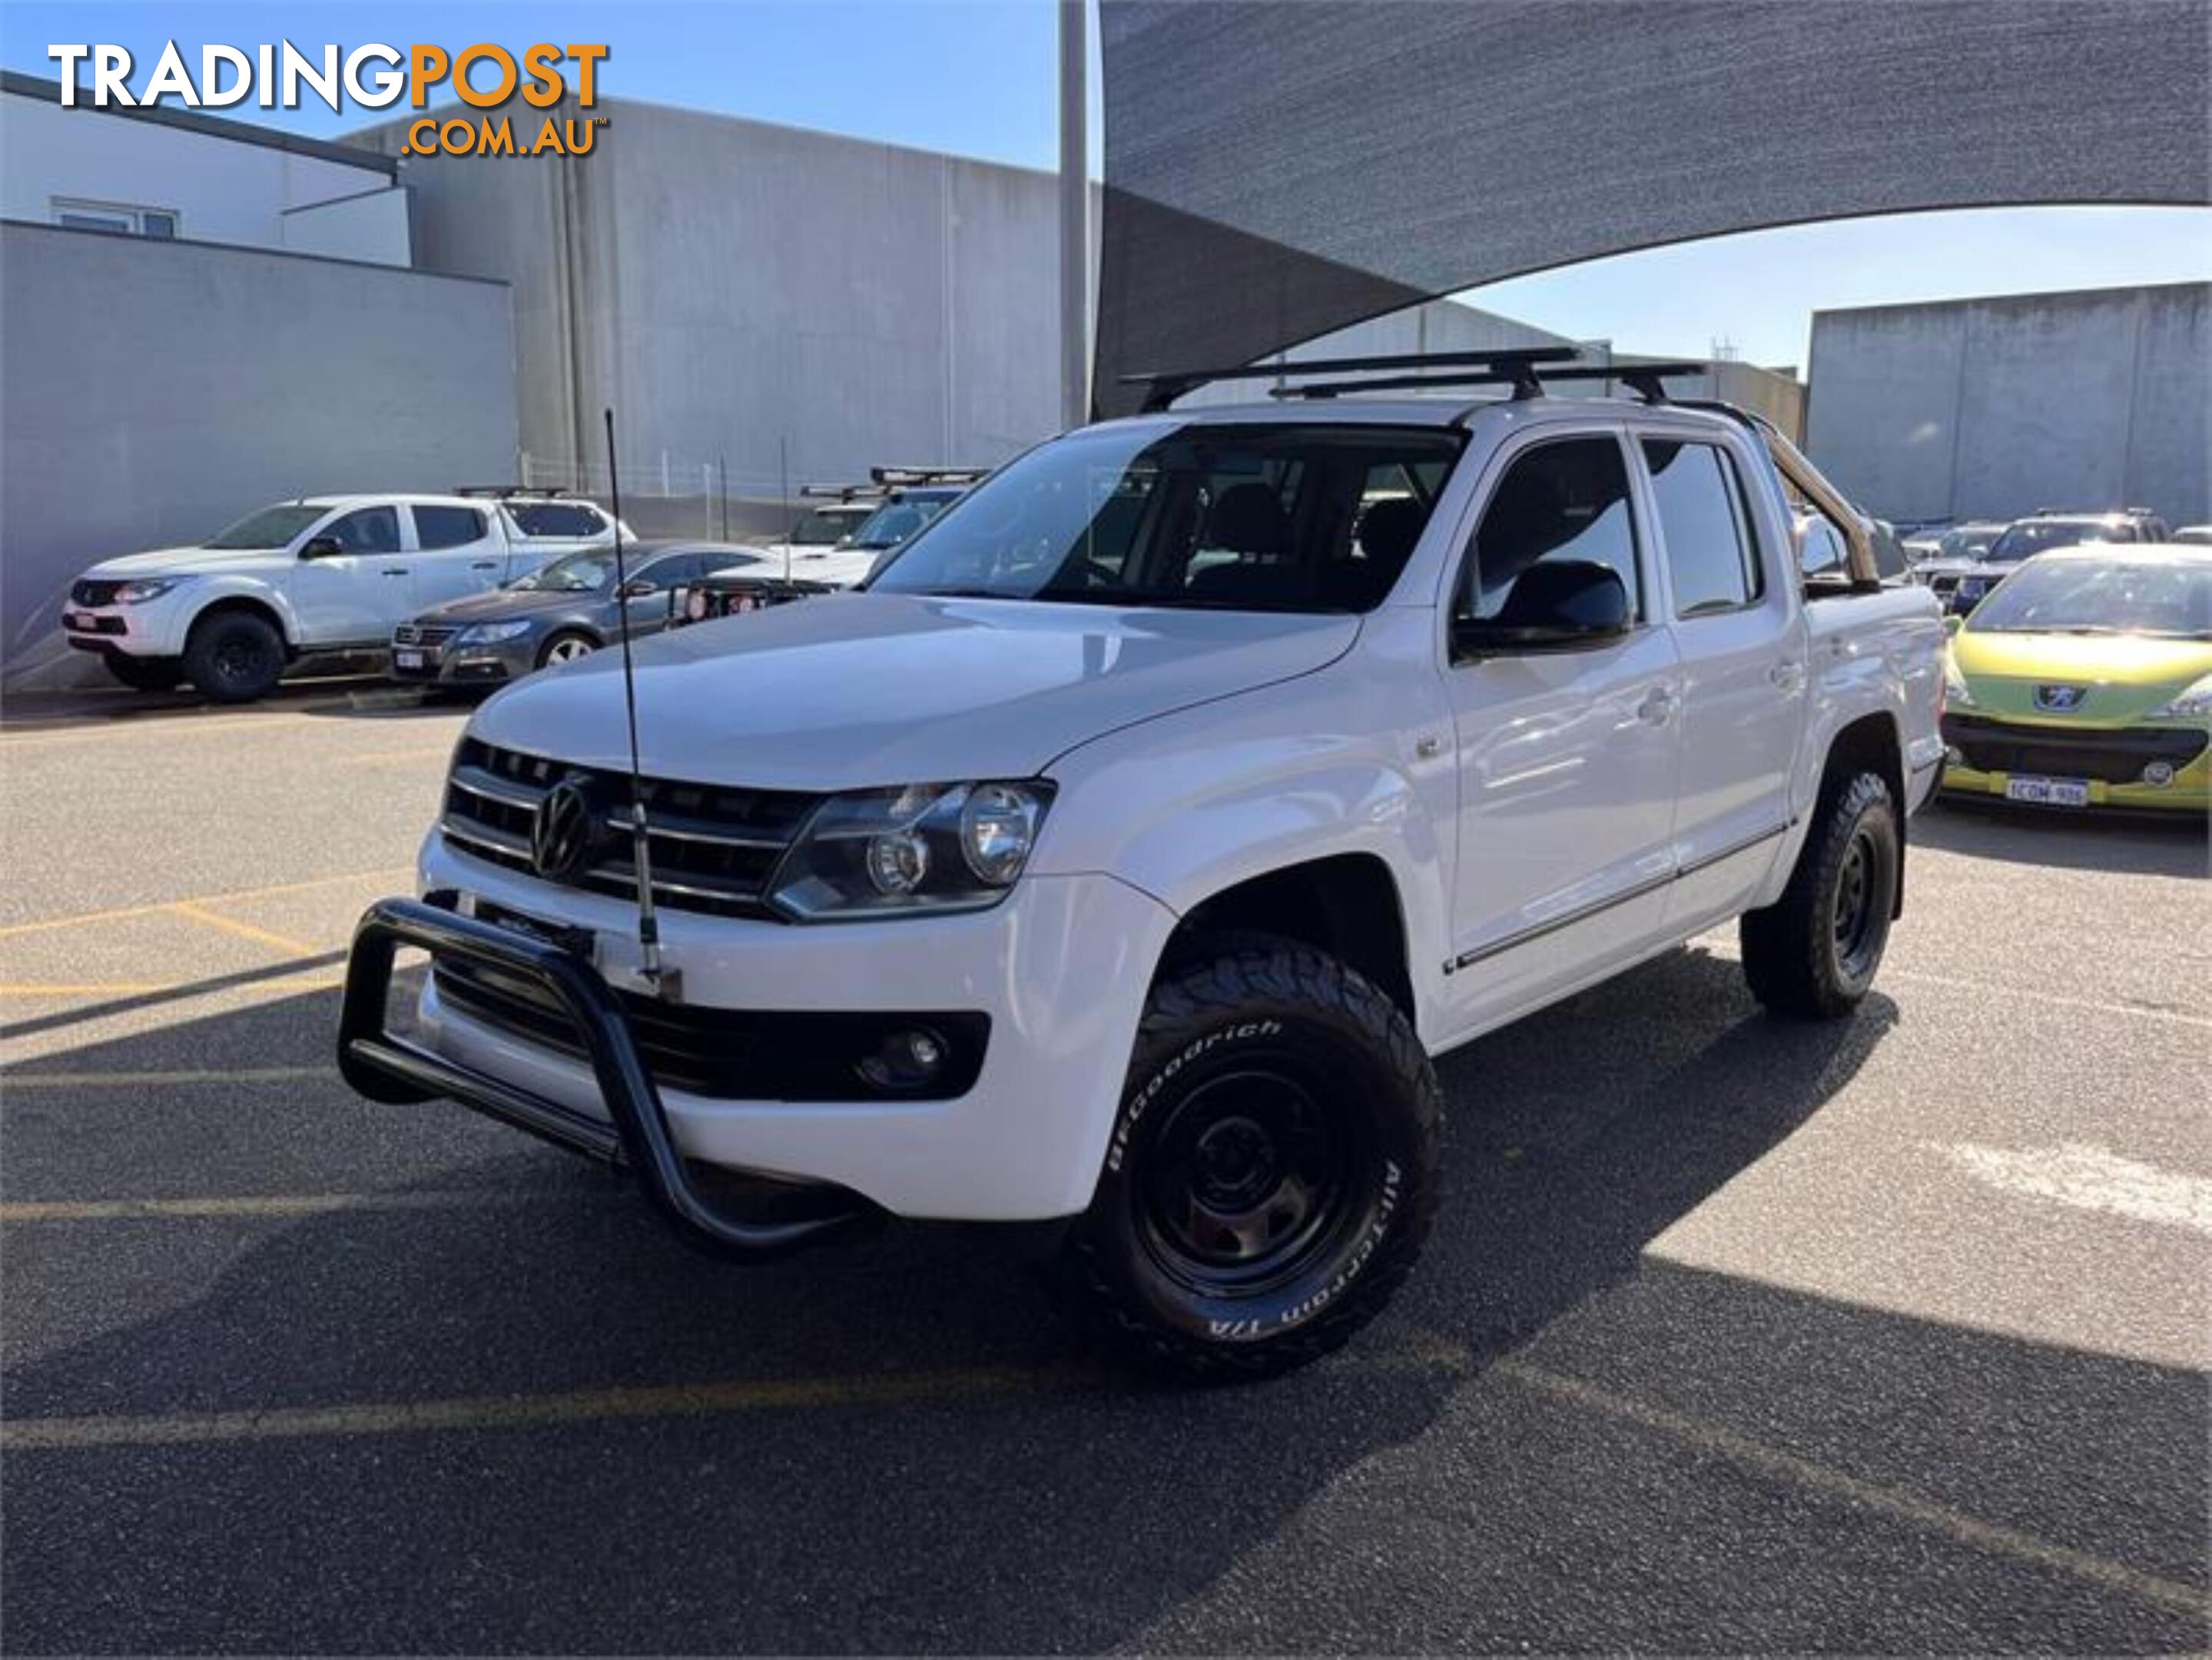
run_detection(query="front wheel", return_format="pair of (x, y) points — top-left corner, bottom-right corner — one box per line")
(1057, 938), (1442, 1381)
(1739, 770), (1900, 1019)
(181, 611), (285, 704)
(537, 631), (597, 669)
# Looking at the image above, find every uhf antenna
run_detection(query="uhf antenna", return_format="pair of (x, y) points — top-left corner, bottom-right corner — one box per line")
(779, 435), (793, 586)
(602, 409), (677, 1001)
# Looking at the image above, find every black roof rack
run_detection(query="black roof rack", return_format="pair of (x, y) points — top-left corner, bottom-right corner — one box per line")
(455, 485), (579, 500)
(798, 483), (886, 502)
(868, 465), (990, 486)
(1273, 360), (1710, 404)
(1120, 346), (1583, 414)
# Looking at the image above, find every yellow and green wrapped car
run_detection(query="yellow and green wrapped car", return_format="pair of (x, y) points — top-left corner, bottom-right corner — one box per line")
(1941, 546), (2211, 813)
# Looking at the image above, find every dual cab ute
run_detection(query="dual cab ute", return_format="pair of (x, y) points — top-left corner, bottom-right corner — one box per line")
(340, 354), (1944, 1378)
(63, 490), (628, 702)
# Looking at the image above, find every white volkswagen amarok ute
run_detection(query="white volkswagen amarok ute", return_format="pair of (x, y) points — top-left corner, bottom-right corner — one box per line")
(340, 359), (1944, 1379)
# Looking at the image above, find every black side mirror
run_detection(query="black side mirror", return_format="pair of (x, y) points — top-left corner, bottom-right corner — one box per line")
(300, 536), (345, 559)
(1454, 560), (1631, 656)
(620, 577), (658, 599)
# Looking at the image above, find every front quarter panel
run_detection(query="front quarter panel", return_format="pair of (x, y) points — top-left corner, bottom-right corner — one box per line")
(1033, 611), (1458, 1042)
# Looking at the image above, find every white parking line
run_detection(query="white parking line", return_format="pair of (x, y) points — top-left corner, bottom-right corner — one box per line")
(1930, 1140), (2212, 1237)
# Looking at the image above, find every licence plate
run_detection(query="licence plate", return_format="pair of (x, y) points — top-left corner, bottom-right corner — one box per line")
(2005, 775), (2091, 808)
(395, 649), (424, 669)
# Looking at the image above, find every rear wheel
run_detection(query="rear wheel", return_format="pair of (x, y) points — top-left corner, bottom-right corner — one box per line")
(101, 653), (184, 693)
(181, 610), (285, 704)
(537, 631), (597, 669)
(1057, 938), (1442, 1381)
(1740, 770), (1899, 1019)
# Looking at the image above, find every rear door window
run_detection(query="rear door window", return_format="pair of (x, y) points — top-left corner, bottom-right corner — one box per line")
(1643, 439), (1763, 616)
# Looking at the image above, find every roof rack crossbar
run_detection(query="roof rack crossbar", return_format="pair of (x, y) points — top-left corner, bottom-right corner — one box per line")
(454, 485), (576, 500)
(798, 483), (887, 501)
(868, 465), (990, 486)
(1122, 346), (1584, 414)
(1269, 360), (1710, 404)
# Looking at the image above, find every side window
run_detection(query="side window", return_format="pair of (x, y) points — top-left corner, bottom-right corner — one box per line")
(320, 506), (400, 555)
(1456, 437), (1640, 627)
(1643, 440), (1763, 616)
(636, 553), (699, 590)
(508, 502), (609, 539)
(413, 506), (487, 549)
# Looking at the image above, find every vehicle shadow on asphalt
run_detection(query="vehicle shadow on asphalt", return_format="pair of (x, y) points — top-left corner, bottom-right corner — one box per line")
(4, 949), (2204, 1651)
(1918, 798), (2208, 878)
(0, 671), (455, 732)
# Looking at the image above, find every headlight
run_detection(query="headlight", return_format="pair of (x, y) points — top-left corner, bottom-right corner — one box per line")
(114, 578), (183, 604)
(2147, 673), (2212, 721)
(768, 781), (1052, 921)
(1942, 656), (1978, 710)
(456, 621), (535, 645)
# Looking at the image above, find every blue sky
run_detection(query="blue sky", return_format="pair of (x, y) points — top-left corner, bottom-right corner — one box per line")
(7, 1), (2206, 368)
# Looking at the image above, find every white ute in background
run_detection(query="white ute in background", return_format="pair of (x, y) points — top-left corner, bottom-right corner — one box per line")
(337, 361), (1945, 1380)
(61, 491), (633, 702)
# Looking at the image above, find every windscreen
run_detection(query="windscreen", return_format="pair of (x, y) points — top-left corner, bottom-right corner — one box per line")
(1966, 559), (2211, 639)
(868, 423), (1463, 613)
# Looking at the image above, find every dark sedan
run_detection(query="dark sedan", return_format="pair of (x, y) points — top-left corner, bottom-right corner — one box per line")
(389, 541), (765, 686)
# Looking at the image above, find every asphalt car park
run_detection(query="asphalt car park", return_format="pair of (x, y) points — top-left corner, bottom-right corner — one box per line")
(1, 688), (2206, 1653)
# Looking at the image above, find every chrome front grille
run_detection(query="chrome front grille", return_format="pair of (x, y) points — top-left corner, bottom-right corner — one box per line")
(394, 622), (459, 647)
(439, 739), (821, 918)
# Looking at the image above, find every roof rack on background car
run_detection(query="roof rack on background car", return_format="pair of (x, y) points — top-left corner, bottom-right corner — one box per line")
(798, 482), (887, 501)
(454, 485), (580, 500)
(868, 465), (991, 486)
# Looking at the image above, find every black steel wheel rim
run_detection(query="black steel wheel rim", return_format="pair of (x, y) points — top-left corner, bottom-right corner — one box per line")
(214, 632), (269, 686)
(1136, 1064), (1361, 1296)
(1833, 827), (1882, 979)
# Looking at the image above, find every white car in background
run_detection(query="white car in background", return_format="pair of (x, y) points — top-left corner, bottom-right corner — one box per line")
(61, 491), (631, 702)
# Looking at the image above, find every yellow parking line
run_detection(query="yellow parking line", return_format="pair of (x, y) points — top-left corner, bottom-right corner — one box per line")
(0, 712), (328, 749)
(1497, 1360), (2210, 1621)
(339, 745), (453, 765)
(167, 901), (323, 958)
(0, 869), (408, 941)
(0, 976), (344, 999)
(0, 1366), (1059, 1450)
(0, 1189), (525, 1223)
(0, 1066), (336, 1090)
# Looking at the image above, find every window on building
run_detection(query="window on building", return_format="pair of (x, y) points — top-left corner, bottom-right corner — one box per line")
(1457, 437), (1642, 629)
(51, 199), (182, 239)
(412, 506), (489, 549)
(1643, 440), (1764, 616)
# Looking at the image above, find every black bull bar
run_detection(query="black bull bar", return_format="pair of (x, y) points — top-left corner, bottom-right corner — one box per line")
(337, 895), (877, 1257)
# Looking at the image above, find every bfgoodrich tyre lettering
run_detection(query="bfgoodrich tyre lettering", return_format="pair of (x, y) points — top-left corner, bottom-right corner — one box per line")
(1060, 938), (1442, 1380)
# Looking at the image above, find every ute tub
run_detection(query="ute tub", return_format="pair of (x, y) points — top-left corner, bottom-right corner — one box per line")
(386, 832), (1179, 1222)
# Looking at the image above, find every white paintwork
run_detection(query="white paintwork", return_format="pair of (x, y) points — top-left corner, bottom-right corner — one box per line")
(0, 88), (409, 266)
(409, 395), (1944, 1220)
(59, 494), (629, 660)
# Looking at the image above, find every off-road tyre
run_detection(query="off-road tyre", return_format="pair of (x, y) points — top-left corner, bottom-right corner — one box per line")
(102, 654), (185, 693)
(1740, 770), (1899, 1020)
(1057, 937), (1443, 1382)
(181, 610), (285, 704)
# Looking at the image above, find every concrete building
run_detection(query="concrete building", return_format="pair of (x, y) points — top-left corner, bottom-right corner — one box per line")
(0, 75), (512, 682)
(1804, 282), (2210, 528)
(1, 71), (410, 265)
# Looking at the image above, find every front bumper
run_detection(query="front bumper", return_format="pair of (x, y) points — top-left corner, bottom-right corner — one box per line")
(61, 593), (194, 658)
(388, 634), (536, 686)
(347, 833), (1179, 1225)
(1940, 713), (2211, 812)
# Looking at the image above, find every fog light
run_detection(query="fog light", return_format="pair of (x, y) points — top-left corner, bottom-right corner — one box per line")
(2141, 761), (2175, 787)
(857, 1027), (947, 1092)
(1945, 745), (1965, 768)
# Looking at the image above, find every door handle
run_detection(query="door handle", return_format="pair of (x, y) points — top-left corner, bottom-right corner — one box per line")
(1769, 659), (1807, 692)
(1636, 686), (1676, 725)
(470, 559), (499, 571)
(380, 566), (410, 576)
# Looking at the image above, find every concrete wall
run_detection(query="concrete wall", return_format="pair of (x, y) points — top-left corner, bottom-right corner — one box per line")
(0, 223), (516, 677)
(1805, 284), (2210, 526)
(1, 85), (409, 265)
(353, 100), (1073, 502)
